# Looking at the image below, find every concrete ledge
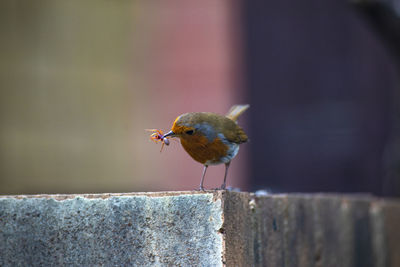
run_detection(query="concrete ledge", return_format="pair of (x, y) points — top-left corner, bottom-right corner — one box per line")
(1, 192), (399, 266)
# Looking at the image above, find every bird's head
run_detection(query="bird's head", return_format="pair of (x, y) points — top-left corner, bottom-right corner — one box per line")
(163, 113), (199, 139)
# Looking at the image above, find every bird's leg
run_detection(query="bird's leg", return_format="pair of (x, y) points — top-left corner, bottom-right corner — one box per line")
(199, 165), (208, 191)
(220, 162), (230, 190)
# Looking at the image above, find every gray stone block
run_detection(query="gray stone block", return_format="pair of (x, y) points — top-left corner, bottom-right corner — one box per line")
(0, 192), (224, 266)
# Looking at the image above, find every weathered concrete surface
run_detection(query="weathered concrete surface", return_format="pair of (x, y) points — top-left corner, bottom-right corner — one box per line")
(0, 192), (224, 266)
(1, 192), (400, 267)
(249, 194), (400, 267)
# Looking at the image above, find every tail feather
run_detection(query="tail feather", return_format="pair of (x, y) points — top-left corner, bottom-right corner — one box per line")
(226, 104), (250, 122)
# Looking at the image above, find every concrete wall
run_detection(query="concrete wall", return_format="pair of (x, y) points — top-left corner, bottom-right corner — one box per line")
(1, 191), (399, 266)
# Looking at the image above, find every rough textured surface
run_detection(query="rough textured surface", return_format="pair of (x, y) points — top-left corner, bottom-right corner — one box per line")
(249, 194), (400, 267)
(0, 192), (400, 266)
(0, 192), (224, 266)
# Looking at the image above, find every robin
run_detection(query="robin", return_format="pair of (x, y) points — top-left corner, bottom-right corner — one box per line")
(163, 104), (249, 190)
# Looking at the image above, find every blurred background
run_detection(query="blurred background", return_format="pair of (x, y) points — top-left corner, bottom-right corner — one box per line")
(0, 0), (399, 196)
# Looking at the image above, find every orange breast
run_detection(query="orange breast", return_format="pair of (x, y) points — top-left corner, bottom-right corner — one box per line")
(180, 135), (228, 165)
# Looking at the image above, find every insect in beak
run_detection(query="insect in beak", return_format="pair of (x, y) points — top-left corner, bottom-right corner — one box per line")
(146, 129), (171, 152)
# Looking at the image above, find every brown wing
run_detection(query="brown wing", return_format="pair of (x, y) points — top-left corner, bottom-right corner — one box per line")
(216, 116), (248, 144)
(224, 122), (248, 144)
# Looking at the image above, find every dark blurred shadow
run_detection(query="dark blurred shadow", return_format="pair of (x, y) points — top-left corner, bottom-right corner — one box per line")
(243, 0), (400, 196)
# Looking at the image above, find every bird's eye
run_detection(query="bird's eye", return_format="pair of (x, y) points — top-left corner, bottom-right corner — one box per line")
(185, 130), (194, 135)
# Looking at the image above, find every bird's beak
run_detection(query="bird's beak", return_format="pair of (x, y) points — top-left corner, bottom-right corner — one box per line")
(163, 130), (176, 138)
